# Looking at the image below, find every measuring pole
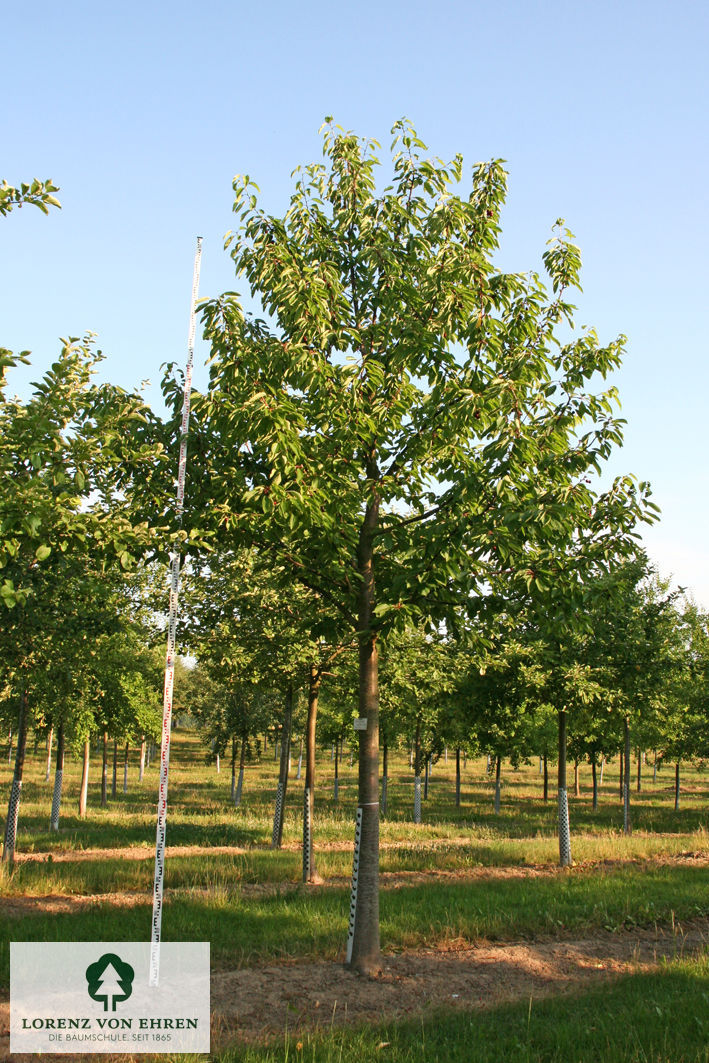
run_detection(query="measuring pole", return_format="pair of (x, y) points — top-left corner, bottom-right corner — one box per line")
(149, 237), (203, 987)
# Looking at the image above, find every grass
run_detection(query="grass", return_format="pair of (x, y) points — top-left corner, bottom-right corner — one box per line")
(1, 728), (708, 1059)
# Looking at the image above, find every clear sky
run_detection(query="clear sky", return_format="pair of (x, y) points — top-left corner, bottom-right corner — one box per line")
(3, 0), (707, 605)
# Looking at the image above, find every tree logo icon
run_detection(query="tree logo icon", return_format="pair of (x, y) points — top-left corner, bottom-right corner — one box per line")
(85, 953), (135, 1011)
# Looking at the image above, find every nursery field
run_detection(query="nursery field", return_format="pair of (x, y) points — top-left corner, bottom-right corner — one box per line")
(1, 728), (709, 1062)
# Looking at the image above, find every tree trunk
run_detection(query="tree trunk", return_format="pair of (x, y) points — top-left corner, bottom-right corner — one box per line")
(423, 756), (429, 800)
(653, 749), (658, 785)
(123, 742), (129, 794)
(2, 690), (29, 864)
(235, 735), (246, 806)
(334, 739), (340, 801)
(45, 725), (53, 782)
(599, 755), (605, 787)
(139, 735), (146, 781)
(574, 757), (580, 798)
(381, 740), (388, 817)
(79, 738), (90, 817)
(112, 737), (118, 798)
(296, 736), (303, 781)
(543, 753), (548, 803)
(455, 747), (461, 807)
(303, 664), (321, 883)
(271, 685), (293, 849)
(619, 751), (624, 801)
(50, 723), (65, 830)
(494, 755), (502, 814)
(101, 731), (108, 807)
(623, 716), (632, 835)
(591, 751), (598, 811)
(413, 717), (422, 823)
(216, 752), (220, 774)
(558, 709), (572, 866)
(674, 760), (681, 811)
(636, 747), (642, 793)
(231, 735), (237, 803)
(346, 485), (381, 974)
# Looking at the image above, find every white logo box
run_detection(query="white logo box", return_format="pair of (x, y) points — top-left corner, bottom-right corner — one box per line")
(11, 942), (210, 1054)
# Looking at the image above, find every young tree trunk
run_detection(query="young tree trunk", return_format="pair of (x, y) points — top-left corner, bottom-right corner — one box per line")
(216, 753), (220, 774)
(235, 736), (246, 806)
(101, 731), (108, 808)
(334, 739), (340, 801)
(139, 735), (146, 781)
(346, 488), (381, 974)
(231, 735), (237, 803)
(79, 738), (90, 818)
(543, 753), (549, 803)
(636, 748), (642, 793)
(271, 685), (293, 849)
(619, 751), (624, 801)
(50, 723), (65, 831)
(381, 740), (388, 817)
(423, 756), (429, 800)
(623, 716), (632, 835)
(296, 736), (303, 781)
(2, 690), (29, 864)
(674, 760), (681, 811)
(591, 752), (598, 811)
(574, 758), (580, 798)
(123, 742), (129, 794)
(653, 749), (658, 785)
(45, 725), (54, 782)
(455, 747), (461, 808)
(599, 755), (605, 787)
(558, 709), (572, 867)
(413, 717), (422, 824)
(112, 737), (118, 798)
(494, 755), (502, 814)
(303, 664), (321, 884)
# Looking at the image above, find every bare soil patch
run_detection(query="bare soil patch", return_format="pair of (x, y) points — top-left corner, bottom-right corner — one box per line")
(209, 916), (709, 1049)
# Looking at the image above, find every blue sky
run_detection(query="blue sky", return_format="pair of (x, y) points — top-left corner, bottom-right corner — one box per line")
(3, 0), (708, 605)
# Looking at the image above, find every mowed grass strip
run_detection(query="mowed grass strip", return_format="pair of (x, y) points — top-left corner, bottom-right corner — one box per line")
(222, 952), (709, 1063)
(2, 860), (708, 990)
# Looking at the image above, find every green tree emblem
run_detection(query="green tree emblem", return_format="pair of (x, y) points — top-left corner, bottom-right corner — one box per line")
(85, 953), (135, 1011)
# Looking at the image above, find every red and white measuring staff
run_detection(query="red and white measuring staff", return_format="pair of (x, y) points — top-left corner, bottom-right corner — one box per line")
(149, 237), (203, 987)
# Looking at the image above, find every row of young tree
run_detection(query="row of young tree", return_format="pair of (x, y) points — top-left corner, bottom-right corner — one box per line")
(182, 547), (709, 859)
(3, 121), (697, 973)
